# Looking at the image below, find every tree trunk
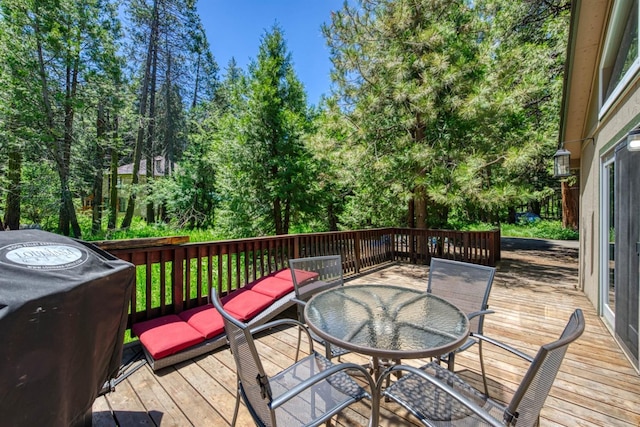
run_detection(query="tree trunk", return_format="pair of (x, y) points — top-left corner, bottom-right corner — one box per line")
(146, 28), (159, 224)
(162, 43), (173, 222)
(108, 147), (118, 229)
(122, 0), (159, 229)
(328, 202), (338, 231)
(561, 180), (579, 230)
(34, 12), (79, 236)
(192, 53), (200, 108)
(412, 117), (427, 230)
(92, 104), (106, 234)
(4, 144), (22, 230)
(108, 116), (119, 229)
(408, 198), (415, 228)
(58, 50), (81, 237)
(415, 186), (427, 229)
(507, 206), (516, 224)
(414, 186), (428, 259)
(284, 199), (291, 235)
(274, 197), (283, 235)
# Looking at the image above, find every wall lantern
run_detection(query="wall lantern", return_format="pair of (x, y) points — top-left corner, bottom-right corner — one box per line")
(628, 128), (640, 151)
(553, 147), (571, 178)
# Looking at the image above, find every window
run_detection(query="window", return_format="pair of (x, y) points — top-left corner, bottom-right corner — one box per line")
(600, 0), (640, 115)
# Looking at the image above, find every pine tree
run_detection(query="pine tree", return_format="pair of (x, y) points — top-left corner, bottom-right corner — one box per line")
(217, 25), (314, 236)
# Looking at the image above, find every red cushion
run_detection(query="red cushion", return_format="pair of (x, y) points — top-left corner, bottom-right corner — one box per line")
(274, 268), (319, 285)
(223, 289), (275, 321)
(247, 276), (295, 299)
(178, 305), (225, 339)
(132, 315), (205, 360)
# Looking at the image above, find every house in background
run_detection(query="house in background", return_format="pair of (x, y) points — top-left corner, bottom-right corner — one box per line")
(104, 156), (168, 215)
(560, 0), (640, 370)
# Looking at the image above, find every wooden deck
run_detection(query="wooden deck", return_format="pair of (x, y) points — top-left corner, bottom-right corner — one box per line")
(93, 239), (640, 426)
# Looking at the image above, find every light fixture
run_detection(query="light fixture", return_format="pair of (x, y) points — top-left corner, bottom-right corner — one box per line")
(628, 128), (640, 151)
(553, 147), (571, 178)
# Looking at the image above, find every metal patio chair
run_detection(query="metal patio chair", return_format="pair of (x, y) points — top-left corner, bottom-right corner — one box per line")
(427, 257), (496, 395)
(376, 309), (585, 427)
(289, 255), (350, 360)
(211, 292), (377, 427)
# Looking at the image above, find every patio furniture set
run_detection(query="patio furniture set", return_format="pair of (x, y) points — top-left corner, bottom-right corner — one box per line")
(136, 255), (586, 426)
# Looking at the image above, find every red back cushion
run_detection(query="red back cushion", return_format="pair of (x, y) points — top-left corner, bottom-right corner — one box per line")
(132, 315), (205, 360)
(222, 288), (274, 321)
(178, 305), (225, 339)
(247, 276), (295, 299)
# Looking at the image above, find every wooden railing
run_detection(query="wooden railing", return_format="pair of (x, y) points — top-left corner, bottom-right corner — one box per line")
(94, 227), (500, 328)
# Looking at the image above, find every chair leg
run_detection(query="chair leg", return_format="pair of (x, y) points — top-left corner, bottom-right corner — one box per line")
(478, 340), (489, 397)
(295, 306), (305, 362)
(295, 327), (303, 362)
(446, 351), (456, 371)
(232, 379), (241, 426)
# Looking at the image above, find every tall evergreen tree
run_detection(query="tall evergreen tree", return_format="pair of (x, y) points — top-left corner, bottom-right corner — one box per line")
(122, 0), (217, 226)
(0, 0), (122, 236)
(217, 25), (313, 236)
(325, 0), (485, 228)
(324, 0), (570, 228)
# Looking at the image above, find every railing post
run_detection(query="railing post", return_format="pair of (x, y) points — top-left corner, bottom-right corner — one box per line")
(463, 233), (469, 262)
(354, 231), (361, 274)
(173, 246), (184, 313)
(294, 234), (300, 259)
(390, 228), (396, 261)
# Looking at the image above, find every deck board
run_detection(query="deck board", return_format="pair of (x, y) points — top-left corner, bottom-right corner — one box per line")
(94, 241), (640, 426)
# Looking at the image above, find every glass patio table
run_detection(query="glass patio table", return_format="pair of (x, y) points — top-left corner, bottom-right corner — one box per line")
(304, 284), (469, 377)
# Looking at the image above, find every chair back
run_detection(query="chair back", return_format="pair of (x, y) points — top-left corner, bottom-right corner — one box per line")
(427, 258), (496, 334)
(288, 255), (344, 301)
(211, 293), (275, 427)
(505, 309), (585, 427)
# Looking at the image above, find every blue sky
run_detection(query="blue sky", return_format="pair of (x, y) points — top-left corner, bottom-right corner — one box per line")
(196, 0), (344, 106)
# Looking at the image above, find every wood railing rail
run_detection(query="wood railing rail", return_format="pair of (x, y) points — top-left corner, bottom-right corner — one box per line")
(94, 227), (500, 328)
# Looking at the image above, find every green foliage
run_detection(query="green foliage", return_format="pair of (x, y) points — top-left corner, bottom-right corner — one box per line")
(501, 220), (579, 240)
(19, 162), (60, 230)
(449, 219), (578, 240)
(81, 215), (225, 242)
(0, 0), (574, 239)
(322, 0), (571, 228)
(215, 25), (317, 237)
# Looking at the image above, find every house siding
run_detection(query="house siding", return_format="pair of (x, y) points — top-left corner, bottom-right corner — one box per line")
(580, 74), (640, 316)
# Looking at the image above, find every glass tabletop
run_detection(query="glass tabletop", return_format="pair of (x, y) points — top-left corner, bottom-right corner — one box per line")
(304, 284), (469, 359)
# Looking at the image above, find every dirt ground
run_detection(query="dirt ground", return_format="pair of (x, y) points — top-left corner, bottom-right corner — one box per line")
(496, 237), (579, 291)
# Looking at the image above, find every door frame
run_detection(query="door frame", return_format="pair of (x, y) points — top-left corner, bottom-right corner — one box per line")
(600, 152), (616, 328)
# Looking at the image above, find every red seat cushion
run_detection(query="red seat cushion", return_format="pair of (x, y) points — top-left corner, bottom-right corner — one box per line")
(223, 288), (275, 321)
(178, 305), (225, 339)
(132, 315), (205, 360)
(247, 276), (295, 299)
(274, 268), (319, 285)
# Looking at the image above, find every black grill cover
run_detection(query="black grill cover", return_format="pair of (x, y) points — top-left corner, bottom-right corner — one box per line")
(0, 230), (134, 426)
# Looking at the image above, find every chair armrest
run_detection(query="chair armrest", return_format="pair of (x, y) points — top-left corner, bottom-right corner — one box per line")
(270, 361), (376, 411)
(377, 365), (504, 427)
(250, 318), (314, 355)
(467, 309), (494, 321)
(474, 333), (534, 363)
(291, 297), (307, 306)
